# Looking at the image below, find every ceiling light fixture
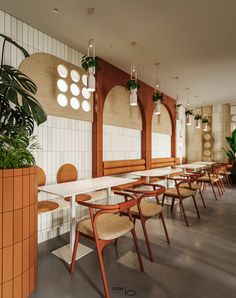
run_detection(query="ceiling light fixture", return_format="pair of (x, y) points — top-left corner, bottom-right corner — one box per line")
(129, 41), (138, 106)
(153, 62), (162, 115)
(185, 88), (192, 126)
(175, 76), (181, 120)
(53, 8), (59, 13)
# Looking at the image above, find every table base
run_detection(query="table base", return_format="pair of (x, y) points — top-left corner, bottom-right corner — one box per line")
(52, 243), (93, 264)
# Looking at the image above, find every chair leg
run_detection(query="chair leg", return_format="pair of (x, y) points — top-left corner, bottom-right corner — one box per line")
(161, 195), (165, 206)
(220, 179), (225, 193)
(199, 189), (206, 208)
(70, 231), (80, 274)
(160, 212), (170, 243)
(210, 181), (218, 200)
(228, 174), (233, 185)
(95, 240), (110, 298)
(179, 200), (189, 227)
(140, 217), (154, 262)
(216, 181), (222, 196)
(192, 195), (200, 218)
(130, 228), (144, 273)
(225, 175), (231, 187)
(170, 197), (175, 213)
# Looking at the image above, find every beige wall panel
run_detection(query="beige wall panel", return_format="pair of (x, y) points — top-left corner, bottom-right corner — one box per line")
(19, 53), (93, 122)
(152, 104), (172, 135)
(103, 86), (142, 130)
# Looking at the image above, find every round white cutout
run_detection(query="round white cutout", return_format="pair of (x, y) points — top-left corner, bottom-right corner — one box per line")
(70, 97), (80, 110)
(70, 83), (80, 96)
(82, 87), (91, 100)
(57, 79), (68, 92)
(82, 74), (88, 86)
(70, 70), (80, 83)
(57, 64), (68, 78)
(82, 100), (91, 112)
(57, 94), (68, 107)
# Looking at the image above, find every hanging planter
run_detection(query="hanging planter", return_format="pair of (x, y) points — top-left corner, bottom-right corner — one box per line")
(127, 79), (140, 106)
(153, 92), (163, 115)
(185, 109), (194, 126)
(194, 114), (202, 128)
(81, 55), (100, 92)
(202, 117), (209, 131)
(176, 103), (182, 120)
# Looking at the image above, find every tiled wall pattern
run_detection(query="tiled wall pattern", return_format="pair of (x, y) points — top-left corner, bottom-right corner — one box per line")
(176, 105), (186, 161)
(103, 125), (141, 160)
(152, 133), (171, 158)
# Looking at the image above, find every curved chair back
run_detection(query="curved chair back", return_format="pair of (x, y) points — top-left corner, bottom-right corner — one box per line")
(57, 163), (78, 183)
(37, 166), (46, 186)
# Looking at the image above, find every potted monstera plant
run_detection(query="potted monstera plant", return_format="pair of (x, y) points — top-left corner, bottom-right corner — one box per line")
(223, 129), (236, 183)
(194, 113), (202, 128)
(81, 55), (100, 92)
(185, 109), (194, 125)
(0, 34), (47, 298)
(127, 79), (140, 106)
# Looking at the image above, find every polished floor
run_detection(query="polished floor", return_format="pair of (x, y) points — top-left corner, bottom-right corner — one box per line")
(31, 186), (236, 298)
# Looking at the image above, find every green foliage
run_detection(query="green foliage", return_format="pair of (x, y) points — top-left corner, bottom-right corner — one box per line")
(201, 117), (209, 124)
(0, 130), (40, 169)
(152, 92), (163, 102)
(185, 109), (194, 116)
(176, 103), (182, 108)
(127, 79), (140, 90)
(81, 55), (100, 71)
(222, 129), (236, 166)
(194, 114), (202, 120)
(0, 34), (47, 135)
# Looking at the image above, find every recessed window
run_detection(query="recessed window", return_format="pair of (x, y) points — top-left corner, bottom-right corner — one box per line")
(82, 87), (91, 100)
(57, 94), (68, 107)
(57, 79), (68, 92)
(57, 64), (68, 78)
(82, 100), (91, 112)
(70, 83), (80, 96)
(70, 97), (80, 110)
(82, 74), (87, 86)
(70, 70), (80, 82)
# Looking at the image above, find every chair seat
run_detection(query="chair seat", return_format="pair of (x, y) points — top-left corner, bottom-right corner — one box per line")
(198, 176), (219, 183)
(130, 201), (162, 217)
(38, 201), (59, 213)
(77, 214), (134, 240)
(180, 182), (201, 190)
(64, 193), (92, 203)
(164, 187), (194, 198)
(220, 171), (231, 175)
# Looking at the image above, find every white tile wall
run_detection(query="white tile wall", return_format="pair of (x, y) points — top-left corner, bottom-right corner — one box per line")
(103, 124), (141, 160)
(152, 133), (171, 158)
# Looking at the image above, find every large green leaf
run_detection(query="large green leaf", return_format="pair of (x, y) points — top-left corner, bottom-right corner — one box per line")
(0, 33), (30, 58)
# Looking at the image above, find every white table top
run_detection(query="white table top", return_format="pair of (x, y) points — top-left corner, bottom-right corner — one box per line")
(131, 167), (182, 178)
(194, 161), (216, 165)
(174, 163), (206, 170)
(39, 176), (136, 197)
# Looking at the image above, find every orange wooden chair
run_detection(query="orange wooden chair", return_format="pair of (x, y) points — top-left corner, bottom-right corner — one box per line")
(37, 166), (59, 213)
(162, 177), (201, 227)
(116, 185), (170, 262)
(56, 163), (92, 203)
(70, 194), (144, 298)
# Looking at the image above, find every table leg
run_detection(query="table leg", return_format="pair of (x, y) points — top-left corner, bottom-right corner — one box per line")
(70, 194), (76, 256)
(106, 187), (111, 204)
(146, 177), (150, 183)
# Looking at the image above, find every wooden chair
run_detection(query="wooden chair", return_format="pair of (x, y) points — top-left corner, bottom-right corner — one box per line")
(56, 163), (92, 203)
(116, 185), (170, 262)
(37, 166), (59, 213)
(218, 164), (232, 187)
(162, 177), (200, 227)
(70, 195), (144, 298)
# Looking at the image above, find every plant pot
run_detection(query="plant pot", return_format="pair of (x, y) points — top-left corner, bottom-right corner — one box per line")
(186, 115), (191, 125)
(0, 167), (38, 298)
(229, 166), (236, 184)
(154, 101), (161, 115)
(87, 66), (95, 92)
(196, 119), (201, 128)
(130, 87), (137, 106)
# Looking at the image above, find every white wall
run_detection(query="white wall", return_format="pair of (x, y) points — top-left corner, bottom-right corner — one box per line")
(152, 133), (171, 158)
(103, 124), (141, 161)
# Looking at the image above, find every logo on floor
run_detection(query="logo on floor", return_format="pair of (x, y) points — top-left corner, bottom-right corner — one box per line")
(112, 287), (137, 296)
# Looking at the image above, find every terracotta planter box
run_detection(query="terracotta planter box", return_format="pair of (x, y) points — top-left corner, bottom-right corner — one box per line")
(0, 167), (38, 298)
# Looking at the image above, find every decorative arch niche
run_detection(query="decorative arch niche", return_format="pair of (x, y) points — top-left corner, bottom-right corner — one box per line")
(152, 104), (172, 158)
(103, 86), (142, 161)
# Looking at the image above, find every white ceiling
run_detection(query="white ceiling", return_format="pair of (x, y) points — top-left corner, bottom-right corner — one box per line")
(1, 0), (236, 107)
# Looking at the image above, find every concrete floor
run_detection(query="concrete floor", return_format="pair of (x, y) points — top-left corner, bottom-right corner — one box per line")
(31, 186), (236, 298)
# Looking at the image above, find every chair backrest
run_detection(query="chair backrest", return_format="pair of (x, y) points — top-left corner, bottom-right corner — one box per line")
(37, 166), (46, 187)
(57, 163), (78, 183)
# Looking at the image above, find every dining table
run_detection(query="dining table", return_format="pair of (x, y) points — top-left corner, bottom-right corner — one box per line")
(39, 176), (137, 264)
(174, 163), (207, 173)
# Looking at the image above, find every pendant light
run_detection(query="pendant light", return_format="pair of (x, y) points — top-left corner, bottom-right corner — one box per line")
(203, 114), (209, 131)
(195, 108), (201, 128)
(129, 42), (138, 106)
(175, 76), (180, 120)
(86, 8), (96, 92)
(153, 62), (162, 115)
(186, 88), (192, 126)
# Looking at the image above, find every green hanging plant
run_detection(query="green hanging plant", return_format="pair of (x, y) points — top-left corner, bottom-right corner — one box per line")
(185, 109), (194, 116)
(201, 117), (209, 124)
(152, 91), (163, 102)
(194, 114), (202, 120)
(176, 103), (182, 108)
(81, 55), (100, 71)
(127, 79), (140, 90)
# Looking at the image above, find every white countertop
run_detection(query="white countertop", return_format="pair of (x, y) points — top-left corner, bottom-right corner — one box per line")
(131, 167), (182, 177)
(39, 176), (136, 197)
